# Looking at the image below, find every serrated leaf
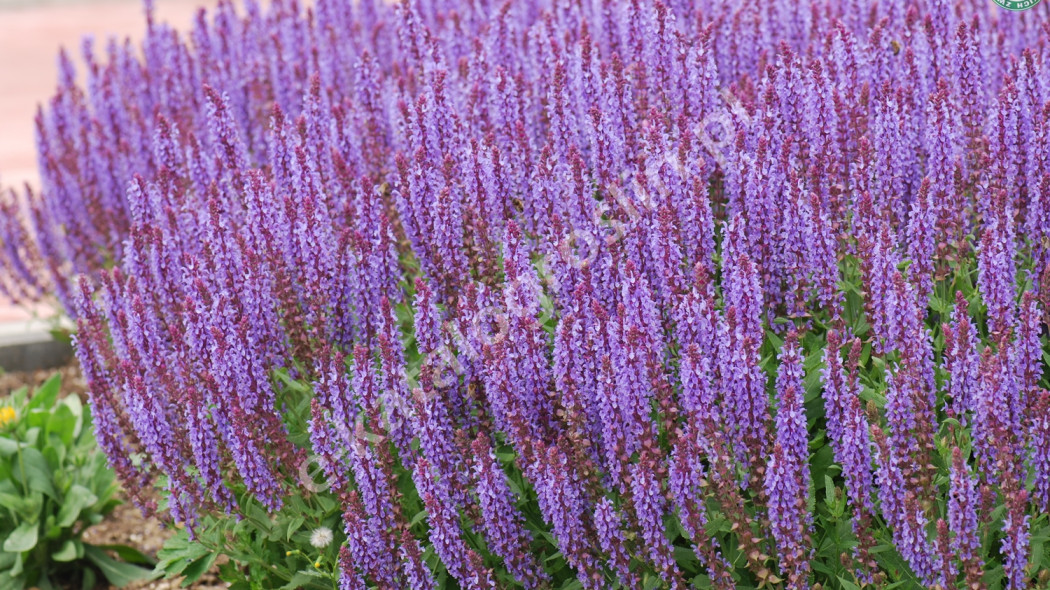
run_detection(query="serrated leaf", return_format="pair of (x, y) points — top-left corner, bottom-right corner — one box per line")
(180, 552), (217, 586)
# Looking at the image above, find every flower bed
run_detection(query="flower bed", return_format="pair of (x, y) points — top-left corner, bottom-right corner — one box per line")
(1, 0), (1049, 588)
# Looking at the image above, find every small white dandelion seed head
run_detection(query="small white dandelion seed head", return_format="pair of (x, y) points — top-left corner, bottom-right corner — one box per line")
(310, 526), (334, 548)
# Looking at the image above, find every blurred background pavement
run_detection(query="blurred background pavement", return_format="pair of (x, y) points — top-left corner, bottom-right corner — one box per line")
(0, 0), (208, 363)
(1, 0), (210, 188)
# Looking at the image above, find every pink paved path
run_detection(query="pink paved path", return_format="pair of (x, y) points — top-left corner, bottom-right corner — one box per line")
(1, 0), (212, 188)
(0, 0), (213, 319)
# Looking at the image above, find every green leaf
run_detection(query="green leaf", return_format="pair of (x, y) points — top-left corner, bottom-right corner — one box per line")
(837, 576), (862, 590)
(155, 531), (211, 576)
(42, 442), (66, 473)
(46, 402), (77, 448)
(285, 515), (306, 541)
(25, 410), (50, 436)
(1, 554), (25, 585)
(281, 570), (330, 590)
(409, 508), (429, 527)
(98, 544), (156, 566)
(16, 447), (57, 498)
(57, 485), (99, 528)
(52, 539), (83, 562)
(84, 545), (155, 587)
(27, 374), (61, 412)
(9, 552), (24, 576)
(80, 567), (97, 590)
(0, 437), (19, 457)
(179, 552), (217, 586)
(49, 328), (74, 346)
(0, 488), (43, 519)
(2, 522), (39, 553)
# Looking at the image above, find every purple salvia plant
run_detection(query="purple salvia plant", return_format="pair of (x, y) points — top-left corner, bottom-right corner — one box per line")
(0, 0), (1048, 586)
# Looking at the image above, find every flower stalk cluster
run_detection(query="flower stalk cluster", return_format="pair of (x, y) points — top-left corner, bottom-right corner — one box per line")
(0, 0), (1048, 587)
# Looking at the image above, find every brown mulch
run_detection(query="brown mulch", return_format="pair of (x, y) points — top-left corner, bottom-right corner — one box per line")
(2, 362), (227, 589)
(0, 362), (87, 399)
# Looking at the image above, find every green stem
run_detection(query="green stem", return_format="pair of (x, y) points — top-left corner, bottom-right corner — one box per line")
(13, 432), (30, 526)
(14, 437), (29, 496)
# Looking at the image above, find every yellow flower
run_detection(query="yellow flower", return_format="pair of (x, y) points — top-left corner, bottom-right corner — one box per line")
(0, 406), (15, 428)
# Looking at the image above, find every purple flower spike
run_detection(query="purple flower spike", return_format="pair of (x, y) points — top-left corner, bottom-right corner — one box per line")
(765, 330), (812, 589)
(413, 458), (496, 590)
(948, 447), (984, 589)
(470, 435), (549, 589)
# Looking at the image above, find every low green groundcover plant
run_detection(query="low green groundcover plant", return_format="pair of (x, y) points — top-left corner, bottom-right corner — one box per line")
(0, 376), (154, 590)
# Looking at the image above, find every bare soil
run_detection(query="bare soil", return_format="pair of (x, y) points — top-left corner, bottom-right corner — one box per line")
(0, 363), (86, 399)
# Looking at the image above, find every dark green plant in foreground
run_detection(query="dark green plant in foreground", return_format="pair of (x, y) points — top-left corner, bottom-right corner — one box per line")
(0, 375), (154, 590)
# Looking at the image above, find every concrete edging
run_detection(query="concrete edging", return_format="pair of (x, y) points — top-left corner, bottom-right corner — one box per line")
(0, 329), (73, 373)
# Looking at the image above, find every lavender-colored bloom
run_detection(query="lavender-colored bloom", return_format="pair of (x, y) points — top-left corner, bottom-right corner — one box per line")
(765, 330), (812, 589)
(719, 226), (770, 475)
(1012, 293), (1044, 395)
(413, 458), (496, 590)
(942, 291), (980, 423)
(1002, 490), (1031, 590)
(470, 435), (548, 589)
(592, 498), (639, 588)
(973, 347), (1026, 483)
(977, 189), (1018, 336)
(668, 434), (734, 589)
(947, 447), (983, 587)
(805, 190), (843, 316)
(774, 331), (809, 470)
(628, 453), (687, 589)
(872, 425), (940, 587)
(527, 444), (602, 589)
(610, 261), (663, 472)
(398, 530), (437, 590)
(498, 223), (555, 438)
(340, 492), (400, 588)
(338, 545), (368, 590)
(1031, 390), (1050, 513)
(906, 177), (936, 300)
(71, 277), (155, 514)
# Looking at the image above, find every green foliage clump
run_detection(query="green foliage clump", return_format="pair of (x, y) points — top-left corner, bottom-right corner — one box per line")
(0, 375), (153, 590)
